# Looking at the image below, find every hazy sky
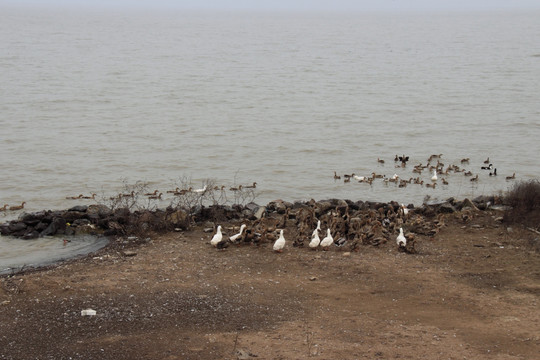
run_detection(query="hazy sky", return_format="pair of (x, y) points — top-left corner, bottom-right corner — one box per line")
(3, 0), (540, 12)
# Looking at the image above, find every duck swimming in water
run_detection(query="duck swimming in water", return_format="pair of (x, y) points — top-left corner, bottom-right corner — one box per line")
(193, 185), (207, 194)
(9, 202), (26, 211)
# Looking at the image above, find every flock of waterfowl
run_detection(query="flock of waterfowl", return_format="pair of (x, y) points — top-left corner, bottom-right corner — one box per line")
(61, 182), (259, 203)
(209, 198), (435, 254)
(334, 154), (515, 188)
(0, 202), (26, 213)
(1, 182), (259, 216)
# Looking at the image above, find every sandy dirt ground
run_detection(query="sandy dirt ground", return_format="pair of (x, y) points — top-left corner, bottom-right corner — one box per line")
(1, 210), (539, 359)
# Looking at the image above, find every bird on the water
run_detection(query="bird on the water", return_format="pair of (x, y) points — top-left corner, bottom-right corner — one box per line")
(193, 185), (207, 194)
(9, 202), (26, 211)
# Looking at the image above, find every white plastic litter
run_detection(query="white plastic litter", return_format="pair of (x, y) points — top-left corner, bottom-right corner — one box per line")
(81, 309), (97, 316)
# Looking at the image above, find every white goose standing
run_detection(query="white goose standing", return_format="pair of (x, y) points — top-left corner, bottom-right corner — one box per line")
(229, 224), (246, 243)
(308, 229), (321, 249)
(210, 225), (223, 247)
(320, 229), (334, 250)
(396, 227), (407, 248)
(273, 229), (286, 252)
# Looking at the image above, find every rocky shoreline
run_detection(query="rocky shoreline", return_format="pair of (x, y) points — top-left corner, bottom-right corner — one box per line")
(1, 195), (500, 241)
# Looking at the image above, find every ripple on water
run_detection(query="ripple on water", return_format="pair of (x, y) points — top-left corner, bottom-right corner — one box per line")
(0, 234), (109, 274)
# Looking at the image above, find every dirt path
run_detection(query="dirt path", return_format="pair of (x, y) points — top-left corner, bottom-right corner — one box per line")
(1, 210), (539, 359)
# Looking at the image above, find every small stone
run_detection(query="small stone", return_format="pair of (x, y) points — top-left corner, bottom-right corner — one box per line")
(81, 309), (96, 316)
(342, 252), (351, 257)
(309, 277), (318, 281)
(122, 250), (137, 257)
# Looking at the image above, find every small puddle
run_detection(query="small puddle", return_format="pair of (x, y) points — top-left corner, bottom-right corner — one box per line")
(0, 234), (109, 274)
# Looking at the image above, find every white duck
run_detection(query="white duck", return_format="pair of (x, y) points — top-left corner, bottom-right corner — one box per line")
(273, 229), (286, 252)
(308, 229), (321, 249)
(229, 224), (246, 243)
(431, 169), (438, 182)
(320, 229), (334, 250)
(401, 204), (409, 216)
(353, 175), (366, 182)
(210, 225), (223, 247)
(396, 227), (407, 248)
(193, 185), (207, 194)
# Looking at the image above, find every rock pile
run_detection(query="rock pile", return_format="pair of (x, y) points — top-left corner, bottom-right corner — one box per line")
(0, 196), (499, 241)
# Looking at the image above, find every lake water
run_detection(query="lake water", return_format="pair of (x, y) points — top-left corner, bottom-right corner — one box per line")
(1, 5), (540, 224)
(0, 234), (109, 274)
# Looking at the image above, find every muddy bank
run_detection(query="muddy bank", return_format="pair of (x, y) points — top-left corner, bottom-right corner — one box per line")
(0, 206), (539, 359)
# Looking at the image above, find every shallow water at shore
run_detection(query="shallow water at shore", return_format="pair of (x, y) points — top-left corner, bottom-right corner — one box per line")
(0, 234), (109, 274)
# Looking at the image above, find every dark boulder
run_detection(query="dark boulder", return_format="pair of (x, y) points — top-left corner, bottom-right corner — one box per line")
(40, 217), (67, 237)
(34, 221), (49, 232)
(68, 205), (88, 212)
(22, 230), (40, 240)
(62, 211), (88, 223)
(438, 202), (457, 213)
(459, 198), (479, 211)
(20, 211), (47, 226)
(345, 199), (360, 211)
(87, 204), (112, 218)
(8, 222), (27, 233)
(113, 208), (131, 224)
(244, 202), (260, 212)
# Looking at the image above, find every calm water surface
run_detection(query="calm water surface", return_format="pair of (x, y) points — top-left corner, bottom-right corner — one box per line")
(1, 6), (540, 224)
(0, 234), (109, 274)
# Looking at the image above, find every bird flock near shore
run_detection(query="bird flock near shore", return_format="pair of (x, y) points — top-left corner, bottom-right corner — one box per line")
(61, 182), (258, 202)
(1, 182), (259, 215)
(207, 153), (515, 254)
(0, 154), (516, 215)
(333, 154), (515, 189)
(0, 202), (26, 213)
(209, 197), (447, 254)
